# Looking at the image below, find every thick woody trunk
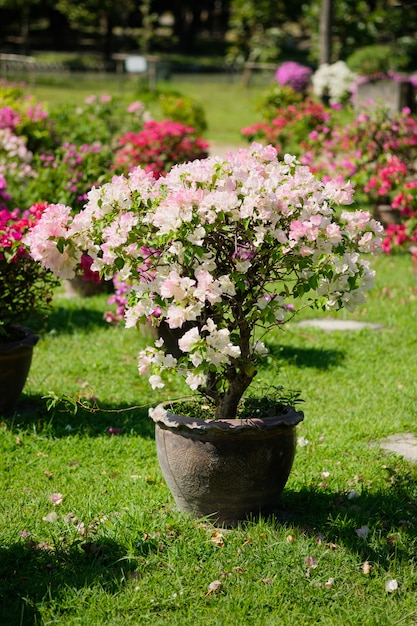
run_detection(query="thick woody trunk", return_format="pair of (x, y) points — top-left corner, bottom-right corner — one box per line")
(319, 0), (334, 65)
(214, 366), (255, 420)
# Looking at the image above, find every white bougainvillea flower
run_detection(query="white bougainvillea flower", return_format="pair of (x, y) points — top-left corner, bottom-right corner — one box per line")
(385, 579), (398, 593)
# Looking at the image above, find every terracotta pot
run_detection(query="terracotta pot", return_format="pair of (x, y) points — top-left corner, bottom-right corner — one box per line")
(151, 406), (304, 527)
(0, 326), (38, 414)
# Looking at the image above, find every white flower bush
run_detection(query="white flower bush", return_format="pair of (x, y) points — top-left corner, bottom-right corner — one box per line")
(27, 143), (382, 420)
(312, 61), (357, 104)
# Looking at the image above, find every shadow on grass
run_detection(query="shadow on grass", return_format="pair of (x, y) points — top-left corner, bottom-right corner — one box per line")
(4, 394), (155, 439)
(264, 343), (345, 370)
(0, 537), (133, 626)
(274, 468), (417, 565)
(44, 304), (110, 335)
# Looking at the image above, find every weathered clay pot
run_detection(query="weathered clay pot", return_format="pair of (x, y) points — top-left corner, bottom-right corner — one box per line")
(0, 326), (39, 414)
(150, 406), (304, 527)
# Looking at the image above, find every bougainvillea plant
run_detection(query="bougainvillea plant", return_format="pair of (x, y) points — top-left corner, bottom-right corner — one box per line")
(27, 143), (382, 420)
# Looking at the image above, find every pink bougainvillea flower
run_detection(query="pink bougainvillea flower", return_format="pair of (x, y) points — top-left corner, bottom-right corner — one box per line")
(50, 493), (63, 505)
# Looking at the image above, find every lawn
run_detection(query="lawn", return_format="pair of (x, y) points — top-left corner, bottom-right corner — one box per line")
(1, 251), (417, 625)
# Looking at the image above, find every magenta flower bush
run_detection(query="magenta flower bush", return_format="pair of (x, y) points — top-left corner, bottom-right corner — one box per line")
(113, 120), (209, 178)
(27, 143), (382, 420)
(242, 98), (331, 157)
(275, 61), (313, 93)
(0, 202), (59, 339)
(299, 106), (417, 204)
(297, 105), (417, 258)
(382, 182), (417, 257)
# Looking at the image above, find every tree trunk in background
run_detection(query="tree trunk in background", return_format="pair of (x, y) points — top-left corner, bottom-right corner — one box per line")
(20, 4), (30, 54)
(319, 0), (334, 64)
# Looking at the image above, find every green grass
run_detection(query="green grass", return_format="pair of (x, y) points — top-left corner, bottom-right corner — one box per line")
(1, 253), (417, 625)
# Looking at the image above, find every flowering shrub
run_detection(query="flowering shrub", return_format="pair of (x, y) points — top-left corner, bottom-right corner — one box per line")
(382, 182), (417, 256)
(0, 81), (53, 153)
(51, 94), (151, 148)
(275, 61), (312, 93)
(300, 106), (417, 209)
(26, 141), (113, 214)
(255, 85), (304, 122)
(241, 98), (331, 157)
(113, 120), (209, 178)
(27, 143), (382, 420)
(383, 222), (417, 257)
(0, 128), (37, 210)
(311, 61), (357, 105)
(0, 202), (59, 339)
(363, 156), (408, 206)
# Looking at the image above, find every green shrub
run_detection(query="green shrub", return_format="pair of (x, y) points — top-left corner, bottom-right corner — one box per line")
(346, 44), (409, 76)
(159, 93), (207, 135)
(256, 85), (304, 122)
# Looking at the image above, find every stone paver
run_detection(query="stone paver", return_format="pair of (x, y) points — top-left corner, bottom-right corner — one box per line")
(295, 319), (384, 331)
(378, 433), (417, 463)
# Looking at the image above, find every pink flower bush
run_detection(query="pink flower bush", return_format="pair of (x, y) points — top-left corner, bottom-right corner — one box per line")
(300, 106), (417, 199)
(27, 143), (382, 420)
(381, 181), (417, 256)
(1, 202), (59, 338)
(0, 81), (52, 153)
(113, 120), (209, 178)
(242, 99), (331, 157)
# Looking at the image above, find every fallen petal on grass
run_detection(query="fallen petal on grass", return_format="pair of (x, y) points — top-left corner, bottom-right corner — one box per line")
(205, 580), (223, 595)
(356, 525), (370, 539)
(385, 579), (398, 593)
(50, 493), (63, 505)
(305, 556), (318, 569)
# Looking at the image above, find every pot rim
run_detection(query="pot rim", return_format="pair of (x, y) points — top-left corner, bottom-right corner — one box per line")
(151, 405), (304, 433)
(0, 325), (39, 353)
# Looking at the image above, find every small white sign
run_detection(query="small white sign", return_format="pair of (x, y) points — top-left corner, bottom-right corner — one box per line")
(125, 56), (147, 73)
